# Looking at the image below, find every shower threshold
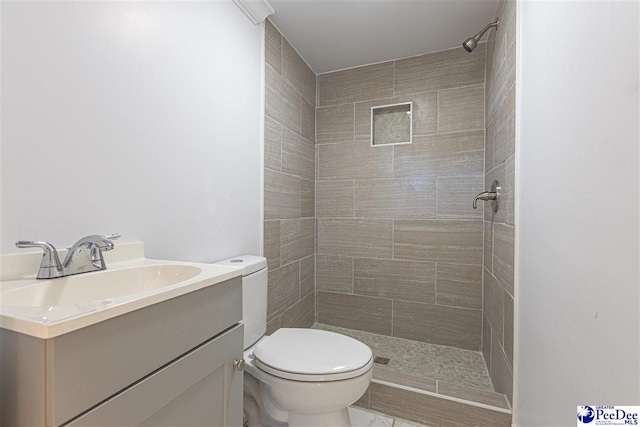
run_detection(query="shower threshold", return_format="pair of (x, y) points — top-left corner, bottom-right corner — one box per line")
(312, 323), (511, 424)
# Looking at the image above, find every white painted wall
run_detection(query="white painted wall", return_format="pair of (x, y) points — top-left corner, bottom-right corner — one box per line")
(516, 1), (639, 425)
(1, 1), (264, 262)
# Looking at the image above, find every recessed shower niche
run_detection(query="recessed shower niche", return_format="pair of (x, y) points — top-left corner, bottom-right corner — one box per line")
(371, 102), (412, 146)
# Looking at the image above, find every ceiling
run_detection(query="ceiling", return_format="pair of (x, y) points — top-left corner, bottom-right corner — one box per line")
(267, 0), (499, 74)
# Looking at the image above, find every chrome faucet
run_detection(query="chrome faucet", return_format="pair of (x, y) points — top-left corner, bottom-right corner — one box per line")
(472, 191), (497, 209)
(15, 234), (120, 279)
(473, 180), (500, 212)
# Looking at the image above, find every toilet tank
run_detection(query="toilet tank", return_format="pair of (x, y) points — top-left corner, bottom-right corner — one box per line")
(214, 255), (268, 350)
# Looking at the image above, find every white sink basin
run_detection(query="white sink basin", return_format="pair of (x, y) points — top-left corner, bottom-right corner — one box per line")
(0, 242), (244, 339)
(2, 265), (202, 307)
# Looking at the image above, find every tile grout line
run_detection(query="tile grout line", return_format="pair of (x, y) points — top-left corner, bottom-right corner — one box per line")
(392, 59), (396, 97)
(351, 256), (355, 293)
(434, 263), (438, 305)
(391, 219), (395, 259)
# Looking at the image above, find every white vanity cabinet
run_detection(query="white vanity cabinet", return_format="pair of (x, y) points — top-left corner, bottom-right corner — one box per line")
(0, 276), (244, 427)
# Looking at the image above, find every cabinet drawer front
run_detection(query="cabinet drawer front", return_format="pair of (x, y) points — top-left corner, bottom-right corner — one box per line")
(48, 277), (242, 426)
(65, 323), (243, 427)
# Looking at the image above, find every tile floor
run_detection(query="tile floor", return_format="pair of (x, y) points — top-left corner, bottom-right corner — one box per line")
(349, 407), (427, 427)
(314, 323), (492, 390)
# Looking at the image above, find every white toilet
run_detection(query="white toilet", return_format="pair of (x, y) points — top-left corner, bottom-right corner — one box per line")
(216, 255), (373, 427)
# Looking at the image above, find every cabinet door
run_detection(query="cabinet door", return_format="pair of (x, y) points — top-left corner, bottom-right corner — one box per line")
(65, 324), (243, 427)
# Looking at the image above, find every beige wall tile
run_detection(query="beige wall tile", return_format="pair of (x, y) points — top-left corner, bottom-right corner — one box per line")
(490, 333), (513, 405)
(264, 169), (300, 220)
(264, 116), (282, 171)
(316, 180), (354, 218)
(281, 292), (315, 329)
(504, 155), (515, 226)
(315, 217), (318, 253)
(485, 120), (495, 172)
(315, 145), (319, 181)
(317, 104), (355, 143)
(488, 84), (515, 168)
(282, 128), (315, 181)
(299, 254), (315, 298)
(266, 316), (281, 336)
(482, 315), (491, 373)
(282, 39), (316, 106)
(301, 96), (316, 143)
(263, 220), (281, 270)
(281, 218), (315, 266)
(393, 300), (481, 349)
(319, 140), (393, 180)
(316, 254), (353, 293)
(504, 291), (514, 368)
(436, 263), (482, 309)
(436, 176), (484, 219)
(317, 291), (392, 335)
(394, 220), (483, 264)
(266, 65), (301, 134)
(318, 62), (394, 106)
(373, 366), (437, 393)
(267, 262), (299, 320)
(485, 6), (498, 97)
(437, 382), (510, 410)
(263, 18), (317, 342)
(484, 221), (493, 270)
(354, 92), (437, 139)
(493, 223), (514, 295)
(265, 20), (282, 74)
(438, 85), (485, 134)
(318, 218), (393, 258)
(354, 178), (437, 219)
(301, 178), (315, 218)
(354, 258), (436, 304)
(395, 45), (486, 96)
(483, 268), (504, 345)
(482, 37), (512, 387)
(486, 0), (516, 123)
(394, 131), (484, 178)
(369, 382), (511, 426)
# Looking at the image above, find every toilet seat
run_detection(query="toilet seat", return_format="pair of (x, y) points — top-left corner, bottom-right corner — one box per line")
(252, 328), (373, 382)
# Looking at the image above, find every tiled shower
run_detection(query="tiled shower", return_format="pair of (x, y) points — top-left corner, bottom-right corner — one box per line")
(263, 0), (515, 423)
(315, 45), (486, 350)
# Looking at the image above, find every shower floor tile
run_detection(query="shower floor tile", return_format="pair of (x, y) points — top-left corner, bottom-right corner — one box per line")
(313, 323), (493, 392)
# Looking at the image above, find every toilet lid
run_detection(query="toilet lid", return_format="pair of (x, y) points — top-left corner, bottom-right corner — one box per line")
(252, 328), (373, 378)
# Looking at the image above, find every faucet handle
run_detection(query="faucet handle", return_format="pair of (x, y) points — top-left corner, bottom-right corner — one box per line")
(15, 241), (63, 278)
(16, 240), (54, 250)
(100, 234), (121, 252)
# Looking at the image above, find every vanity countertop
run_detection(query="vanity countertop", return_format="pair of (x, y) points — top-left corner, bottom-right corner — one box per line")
(0, 242), (243, 339)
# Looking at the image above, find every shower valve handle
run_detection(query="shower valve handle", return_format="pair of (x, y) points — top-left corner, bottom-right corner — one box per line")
(473, 191), (497, 208)
(473, 180), (500, 212)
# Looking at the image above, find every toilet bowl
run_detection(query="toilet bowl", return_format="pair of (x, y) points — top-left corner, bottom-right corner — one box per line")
(215, 256), (373, 427)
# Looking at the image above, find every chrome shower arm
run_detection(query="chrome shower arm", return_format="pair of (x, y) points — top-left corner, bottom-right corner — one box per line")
(474, 19), (499, 40)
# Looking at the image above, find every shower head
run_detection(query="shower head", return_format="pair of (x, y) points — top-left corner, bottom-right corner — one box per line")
(462, 37), (478, 53)
(462, 19), (499, 52)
